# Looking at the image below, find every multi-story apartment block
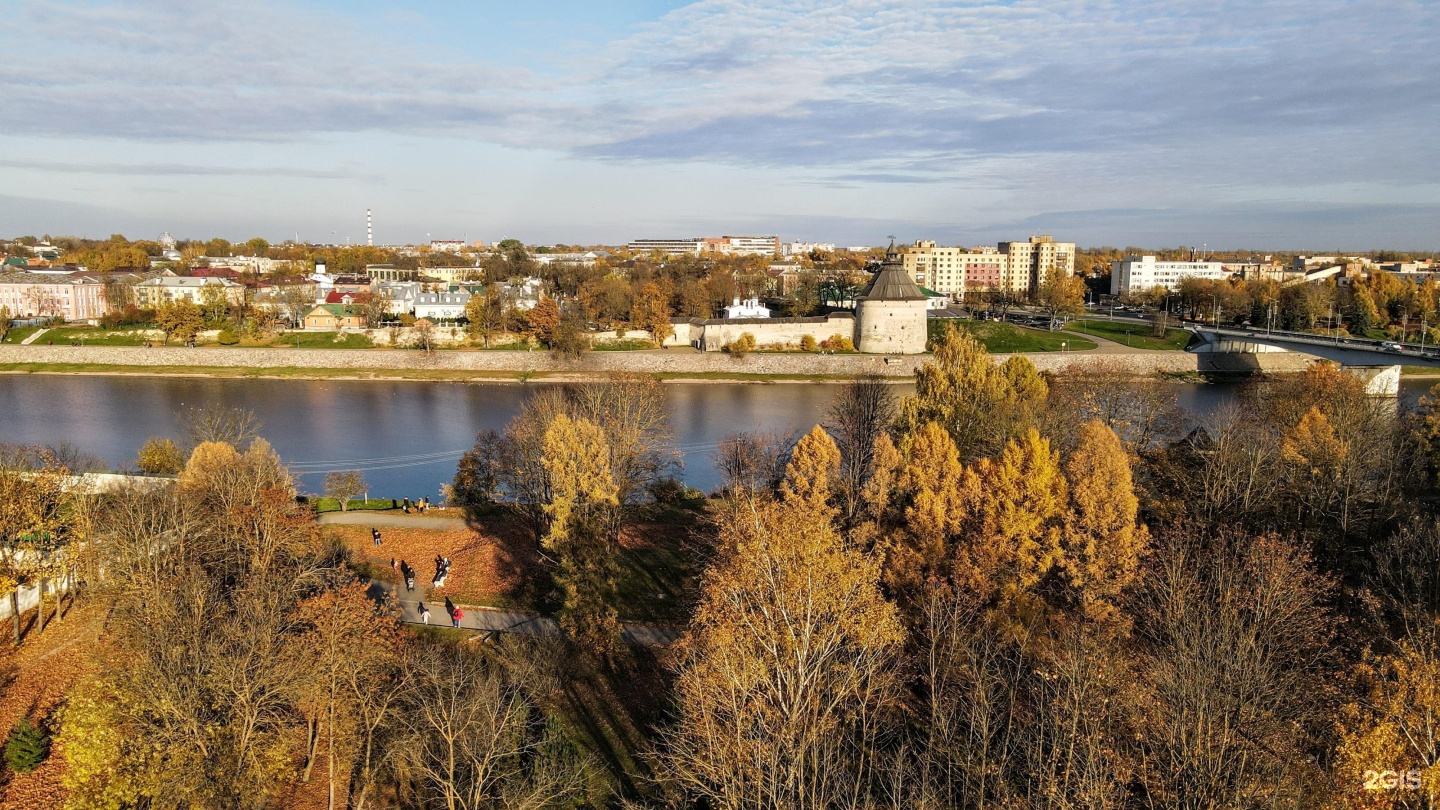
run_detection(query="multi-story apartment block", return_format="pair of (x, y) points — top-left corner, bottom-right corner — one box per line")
(628, 238), (704, 256)
(900, 239), (1051, 299)
(780, 241), (836, 257)
(0, 272), (111, 322)
(629, 235), (779, 257)
(133, 276), (245, 308)
(1110, 255), (1230, 295)
(999, 235), (1075, 292)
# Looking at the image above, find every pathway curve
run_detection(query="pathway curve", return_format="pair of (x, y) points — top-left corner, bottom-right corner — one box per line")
(319, 510), (465, 530)
(19, 328), (48, 345)
(369, 579), (681, 647)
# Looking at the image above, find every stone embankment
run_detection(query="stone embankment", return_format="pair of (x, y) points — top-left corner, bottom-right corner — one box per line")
(0, 344), (1205, 379)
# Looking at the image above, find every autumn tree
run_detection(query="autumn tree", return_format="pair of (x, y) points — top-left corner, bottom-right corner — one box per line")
(823, 375), (897, 526)
(323, 470), (367, 511)
(135, 436), (184, 475)
(896, 323), (1046, 460)
(528, 297), (561, 346)
(541, 414), (623, 657)
(0, 448), (74, 644)
(178, 404), (260, 448)
(463, 287), (505, 347)
(155, 299), (204, 344)
(1061, 420), (1148, 622)
(1034, 272), (1086, 323)
(659, 428), (904, 807)
(288, 580), (400, 810)
(630, 280), (674, 343)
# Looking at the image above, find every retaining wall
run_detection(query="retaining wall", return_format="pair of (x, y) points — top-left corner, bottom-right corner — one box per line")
(0, 344), (1203, 378)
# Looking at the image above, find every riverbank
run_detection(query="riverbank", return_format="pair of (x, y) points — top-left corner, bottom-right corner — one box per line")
(0, 343), (1200, 382)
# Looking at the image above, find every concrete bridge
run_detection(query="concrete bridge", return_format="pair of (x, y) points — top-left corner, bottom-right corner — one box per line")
(1191, 325), (1440, 395)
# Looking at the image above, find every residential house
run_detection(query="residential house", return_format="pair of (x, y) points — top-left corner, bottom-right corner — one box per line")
(414, 288), (476, 321)
(302, 304), (366, 329)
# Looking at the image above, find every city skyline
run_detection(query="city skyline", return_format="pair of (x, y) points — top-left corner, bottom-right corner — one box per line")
(1, 0), (1436, 249)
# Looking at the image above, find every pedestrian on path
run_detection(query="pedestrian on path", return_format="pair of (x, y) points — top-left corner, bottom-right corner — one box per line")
(390, 557), (398, 574)
(452, 606), (464, 629)
(419, 603), (430, 625)
(372, 527), (382, 547)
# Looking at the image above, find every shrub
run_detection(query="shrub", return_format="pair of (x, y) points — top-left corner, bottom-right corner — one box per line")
(4, 717), (50, 773)
(216, 329), (239, 345)
(136, 436), (184, 475)
(820, 334), (855, 352)
(723, 332), (757, 356)
(800, 334), (817, 352)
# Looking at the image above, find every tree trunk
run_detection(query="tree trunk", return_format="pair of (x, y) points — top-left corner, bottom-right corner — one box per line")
(55, 573), (64, 623)
(11, 590), (18, 645)
(36, 579), (44, 633)
(302, 717), (318, 782)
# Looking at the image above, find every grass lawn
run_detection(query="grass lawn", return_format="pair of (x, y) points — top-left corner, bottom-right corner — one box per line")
(930, 319), (1097, 353)
(309, 496), (411, 513)
(592, 338), (657, 351)
(1071, 319), (1193, 350)
(271, 331), (375, 349)
(44, 326), (155, 346)
(1, 325), (42, 344)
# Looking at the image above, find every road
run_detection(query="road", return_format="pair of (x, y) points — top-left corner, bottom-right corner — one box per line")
(319, 510), (466, 530)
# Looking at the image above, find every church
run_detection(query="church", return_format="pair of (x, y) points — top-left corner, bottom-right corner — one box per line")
(667, 243), (930, 354)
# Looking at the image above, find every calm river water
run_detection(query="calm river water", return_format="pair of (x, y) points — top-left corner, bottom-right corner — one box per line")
(0, 376), (1432, 497)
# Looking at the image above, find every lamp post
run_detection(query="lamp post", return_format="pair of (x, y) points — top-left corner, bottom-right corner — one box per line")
(1211, 294), (1220, 329)
(1125, 330), (1131, 347)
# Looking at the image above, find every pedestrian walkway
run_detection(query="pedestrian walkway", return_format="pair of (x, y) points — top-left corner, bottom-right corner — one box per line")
(19, 328), (48, 345)
(373, 579), (681, 646)
(320, 510), (465, 530)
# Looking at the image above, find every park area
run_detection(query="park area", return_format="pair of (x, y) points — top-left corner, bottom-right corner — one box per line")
(1070, 318), (1194, 350)
(929, 318), (1098, 353)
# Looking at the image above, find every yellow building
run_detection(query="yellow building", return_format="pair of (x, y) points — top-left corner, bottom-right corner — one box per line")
(999, 235), (1075, 292)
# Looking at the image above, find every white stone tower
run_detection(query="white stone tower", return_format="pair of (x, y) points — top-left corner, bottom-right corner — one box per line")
(853, 241), (929, 354)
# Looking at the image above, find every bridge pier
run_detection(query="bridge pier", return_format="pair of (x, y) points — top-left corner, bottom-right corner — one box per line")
(1344, 365), (1402, 397)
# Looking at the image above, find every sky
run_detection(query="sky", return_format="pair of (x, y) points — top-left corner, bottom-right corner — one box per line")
(0, 0), (1437, 250)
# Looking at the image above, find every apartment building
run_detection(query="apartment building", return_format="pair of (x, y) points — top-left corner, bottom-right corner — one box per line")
(133, 276), (245, 308)
(999, 235), (1075, 292)
(780, 241), (836, 257)
(900, 242), (1022, 298)
(628, 238), (703, 256)
(0, 272), (110, 321)
(1110, 255), (1230, 295)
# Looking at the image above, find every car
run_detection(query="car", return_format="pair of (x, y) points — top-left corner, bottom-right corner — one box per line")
(1381, 341), (1405, 353)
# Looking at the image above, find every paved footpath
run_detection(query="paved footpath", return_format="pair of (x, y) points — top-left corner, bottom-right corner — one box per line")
(319, 510), (467, 530)
(372, 578), (681, 646)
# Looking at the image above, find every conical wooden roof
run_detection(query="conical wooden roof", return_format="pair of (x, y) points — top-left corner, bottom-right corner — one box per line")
(857, 241), (927, 301)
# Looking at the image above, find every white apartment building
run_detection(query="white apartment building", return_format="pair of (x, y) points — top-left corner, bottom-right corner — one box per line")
(780, 241), (835, 257)
(704, 236), (780, 256)
(414, 290), (475, 321)
(133, 276), (244, 308)
(629, 238), (703, 256)
(1110, 255), (1230, 295)
(429, 240), (468, 253)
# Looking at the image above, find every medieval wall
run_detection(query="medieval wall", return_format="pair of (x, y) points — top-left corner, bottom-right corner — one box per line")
(855, 299), (928, 354)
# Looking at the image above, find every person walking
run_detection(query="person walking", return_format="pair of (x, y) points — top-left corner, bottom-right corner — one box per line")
(419, 603), (431, 625)
(372, 527), (382, 547)
(452, 606), (464, 629)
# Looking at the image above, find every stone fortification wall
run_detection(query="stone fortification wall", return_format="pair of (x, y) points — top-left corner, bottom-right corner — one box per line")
(694, 314), (855, 352)
(0, 343), (1202, 378)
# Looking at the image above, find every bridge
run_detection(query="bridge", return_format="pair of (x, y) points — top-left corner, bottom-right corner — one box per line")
(1192, 324), (1440, 369)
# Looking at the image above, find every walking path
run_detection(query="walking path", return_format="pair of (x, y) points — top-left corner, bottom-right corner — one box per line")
(19, 328), (48, 345)
(372, 578), (681, 646)
(319, 510), (465, 530)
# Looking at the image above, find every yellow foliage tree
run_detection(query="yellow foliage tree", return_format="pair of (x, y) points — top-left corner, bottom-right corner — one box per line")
(778, 424), (840, 515)
(1333, 624), (1440, 808)
(956, 428), (1067, 605)
(135, 437), (184, 475)
(883, 421), (976, 603)
(896, 323), (1047, 460)
(541, 414), (622, 656)
(1062, 420), (1149, 622)
(661, 465), (903, 806)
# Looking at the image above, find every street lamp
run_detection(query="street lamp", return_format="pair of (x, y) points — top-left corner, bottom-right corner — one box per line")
(1125, 330), (1131, 347)
(1061, 340), (1068, 353)
(1211, 294), (1220, 329)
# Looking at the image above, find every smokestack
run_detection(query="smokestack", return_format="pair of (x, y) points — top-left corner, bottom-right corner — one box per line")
(367, 209), (373, 247)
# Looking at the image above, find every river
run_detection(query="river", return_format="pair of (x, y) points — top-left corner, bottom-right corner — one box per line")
(0, 375), (1433, 497)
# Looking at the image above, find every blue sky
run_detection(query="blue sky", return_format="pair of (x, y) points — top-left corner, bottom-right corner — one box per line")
(0, 0), (1436, 249)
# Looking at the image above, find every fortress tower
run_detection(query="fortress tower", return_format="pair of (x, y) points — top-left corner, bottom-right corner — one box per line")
(853, 242), (929, 354)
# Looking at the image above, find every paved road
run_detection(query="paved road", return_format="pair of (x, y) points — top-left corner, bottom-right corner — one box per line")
(372, 579), (681, 646)
(319, 510), (466, 530)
